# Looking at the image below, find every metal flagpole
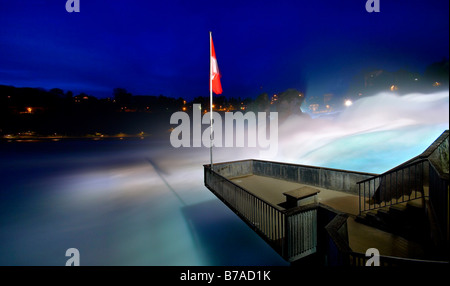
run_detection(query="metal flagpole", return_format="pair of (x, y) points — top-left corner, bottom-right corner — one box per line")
(209, 31), (214, 171)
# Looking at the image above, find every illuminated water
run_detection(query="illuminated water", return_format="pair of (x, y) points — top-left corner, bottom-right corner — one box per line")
(0, 140), (280, 266)
(276, 91), (449, 173)
(0, 91), (448, 265)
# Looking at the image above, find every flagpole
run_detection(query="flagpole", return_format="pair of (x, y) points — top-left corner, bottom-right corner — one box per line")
(209, 31), (214, 171)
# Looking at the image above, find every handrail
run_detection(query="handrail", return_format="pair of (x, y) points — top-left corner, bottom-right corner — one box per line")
(325, 211), (449, 266)
(204, 165), (287, 256)
(358, 158), (429, 214)
(428, 161), (449, 246)
(204, 164), (283, 211)
(347, 250), (449, 266)
(253, 159), (378, 177)
(284, 202), (319, 217)
(357, 158), (428, 184)
(204, 164), (319, 262)
(429, 158), (450, 181)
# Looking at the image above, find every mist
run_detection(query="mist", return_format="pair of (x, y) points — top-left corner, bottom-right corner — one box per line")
(1, 91), (448, 266)
(272, 91), (449, 173)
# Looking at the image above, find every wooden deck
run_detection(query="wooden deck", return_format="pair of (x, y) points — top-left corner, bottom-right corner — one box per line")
(230, 174), (360, 215)
(230, 174), (427, 260)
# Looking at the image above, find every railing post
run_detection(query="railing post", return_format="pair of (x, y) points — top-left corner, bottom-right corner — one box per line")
(284, 214), (289, 260)
(359, 183), (361, 215)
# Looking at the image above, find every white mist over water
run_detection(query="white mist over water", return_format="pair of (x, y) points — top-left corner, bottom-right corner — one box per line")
(272, 91), (449, 173)
(0, 91), (448, 266)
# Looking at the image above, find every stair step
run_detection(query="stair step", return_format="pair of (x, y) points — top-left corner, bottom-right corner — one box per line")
(407, 199), (423, 209)
(389, 204), (408, 213)
(357, 203), (430, 243)
(355, 214), (367, 224)
(365, 211), (379, 221)
(355, 211), (390, 231)
(355, 213), (374, 226)
(377, 208), (390, 218)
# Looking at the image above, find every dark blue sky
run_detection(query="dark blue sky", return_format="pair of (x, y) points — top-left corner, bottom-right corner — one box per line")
(0, 0), (448, 100)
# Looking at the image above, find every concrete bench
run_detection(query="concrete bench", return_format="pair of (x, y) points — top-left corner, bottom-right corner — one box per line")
(283, 186), (320, 208)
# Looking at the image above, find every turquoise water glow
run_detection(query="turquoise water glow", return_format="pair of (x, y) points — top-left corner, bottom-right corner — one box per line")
(276, 91), (449, 173)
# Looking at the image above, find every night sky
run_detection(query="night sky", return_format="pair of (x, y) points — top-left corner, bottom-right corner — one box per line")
(1, 0), (448, 101)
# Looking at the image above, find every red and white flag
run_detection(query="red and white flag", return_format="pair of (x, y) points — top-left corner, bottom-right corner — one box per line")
(210, 34), (223, 95)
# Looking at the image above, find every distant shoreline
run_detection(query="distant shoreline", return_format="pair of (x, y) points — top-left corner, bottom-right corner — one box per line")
(0, 135), (154, 143)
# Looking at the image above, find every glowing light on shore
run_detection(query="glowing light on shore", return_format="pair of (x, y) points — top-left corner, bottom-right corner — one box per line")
(344, 99), (353, 107)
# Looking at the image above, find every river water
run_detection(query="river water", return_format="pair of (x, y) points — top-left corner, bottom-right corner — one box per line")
(0, 91), (448, 265)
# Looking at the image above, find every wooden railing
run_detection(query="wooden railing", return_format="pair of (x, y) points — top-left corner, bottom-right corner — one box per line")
(357, 157), (449, 253)
(284, 205), (317, 261)
(428, 161), (449, 246)
(205, 156), (449, 265)
(325, 211), (448, 266)
(204, 165), (286, 255)
(358, 159), (429, 214)
(204, 164), (317, 262)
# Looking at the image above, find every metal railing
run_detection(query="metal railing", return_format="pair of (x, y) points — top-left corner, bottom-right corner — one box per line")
(429, 162), (449, 244)
(347, 251), (448, 266)
(204, 165), (286, 255)
(204, 164), (317, 262)
(325, 211), (448, 266)
(358, 159), (429, 214)
(285, 205), (317, 261)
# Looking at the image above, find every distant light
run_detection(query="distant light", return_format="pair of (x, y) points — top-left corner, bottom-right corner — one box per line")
(344, 99), (353, 107)
(309, 104), (319, 112)
(433, 81), (441, 87)
(390, 85), (398, 91)
(182, 107), (187, 111)
(27, 107), (32, 113)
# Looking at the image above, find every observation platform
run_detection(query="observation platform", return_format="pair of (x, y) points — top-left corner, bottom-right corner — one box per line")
(228, 173), (426, 261)
(204, 130), (449, 266)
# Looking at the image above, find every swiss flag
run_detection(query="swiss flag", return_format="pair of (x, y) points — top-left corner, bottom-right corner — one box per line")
(210, 35), (223, 94)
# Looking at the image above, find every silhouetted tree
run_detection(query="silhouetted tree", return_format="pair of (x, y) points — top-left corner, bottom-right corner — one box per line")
(50, 88), (64, 97)
(424, 58), (449, 88)
(114, 88), (132, 106)
(65, 90), (73, 100)
(276, 89), (304, 121)
(248, 92), (270, 112)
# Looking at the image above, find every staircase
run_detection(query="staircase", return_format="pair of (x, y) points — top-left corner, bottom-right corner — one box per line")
(355, 198), (445, 260)
(355, 131), (449, 263)
(356, 199), (426, 239)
